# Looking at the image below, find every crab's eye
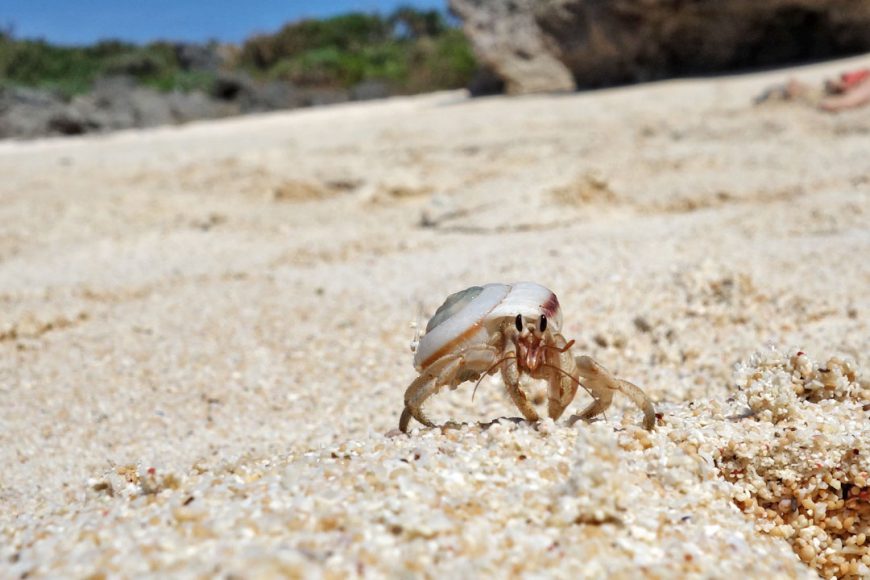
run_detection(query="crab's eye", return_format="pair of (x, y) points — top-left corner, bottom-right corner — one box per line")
(515, 314), (523, 332)
(539, 315), (548, 332)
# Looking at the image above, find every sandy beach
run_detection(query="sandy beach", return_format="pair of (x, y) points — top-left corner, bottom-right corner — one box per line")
(1, 55), (869, 577)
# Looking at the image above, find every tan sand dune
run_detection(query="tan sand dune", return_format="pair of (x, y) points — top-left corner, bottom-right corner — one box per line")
(1, 55), (868, 577)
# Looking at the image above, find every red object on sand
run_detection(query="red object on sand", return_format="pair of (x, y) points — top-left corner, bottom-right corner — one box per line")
(820, 66), (870, 112)
(840, 69), (870, 90)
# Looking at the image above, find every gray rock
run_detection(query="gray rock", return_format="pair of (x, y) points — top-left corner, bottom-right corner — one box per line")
(0, 53), (354, 139)
(450, 0), (870, 92)
(73, 76), (165, 129)
(242, 81), (305, 112)
(211, 72), (307, 112)
(174, 42), (225, 72)
(129, 89), (175, 127)
(46, 108), (96, 135)
(164, 90), (226, 123)
(0, 74), (233, 139)
(350, 80), (391, 101)
(299, 88), (351, 108)
(0, 85), (63, 109)
(70, 76), (222, 132)
(0, 86), (82, 139)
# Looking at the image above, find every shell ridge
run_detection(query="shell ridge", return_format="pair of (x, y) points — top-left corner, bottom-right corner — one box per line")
(414, 284), (509, 370)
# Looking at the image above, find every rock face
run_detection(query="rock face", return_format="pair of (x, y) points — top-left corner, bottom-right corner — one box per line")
(450, 0), (870, 93)
(448, 0), (575, 94)
(0, 75), (353, 140)
(0, 87), (78, 138)
(0, 79), (228, 139)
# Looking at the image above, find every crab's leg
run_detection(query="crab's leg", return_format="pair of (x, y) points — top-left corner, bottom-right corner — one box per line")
(400, 358), (459, 432)
(567, 355), (656, 430)
(400, 345), (499, 432)
(500, 338), (540, 422)
(545, 334), (580, 420)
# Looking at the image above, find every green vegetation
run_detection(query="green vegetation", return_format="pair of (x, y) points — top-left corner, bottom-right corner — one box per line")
(240, 9), (474, 92)
(0, 8), (475, 99)
(0, 34), (201, 97)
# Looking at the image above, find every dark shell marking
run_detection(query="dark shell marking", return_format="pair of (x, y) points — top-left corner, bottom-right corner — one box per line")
(541, 293), (560, 319)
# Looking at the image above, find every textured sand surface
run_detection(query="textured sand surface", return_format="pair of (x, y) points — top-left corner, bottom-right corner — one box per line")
(1, 56), (869, 578)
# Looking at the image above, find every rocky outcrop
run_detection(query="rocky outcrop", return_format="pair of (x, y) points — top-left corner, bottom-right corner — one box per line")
(449, 0), (575, 94)
(0, 75), (355, 140)
(77, 76), (225, 130)
(173, 42), (228, 73)
(450, 0), (870, 93)
(0, 78), (226, 139)
(0, 87), (76, 138)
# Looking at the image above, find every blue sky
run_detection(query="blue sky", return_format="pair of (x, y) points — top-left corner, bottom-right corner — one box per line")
(2, 0), (449, 45)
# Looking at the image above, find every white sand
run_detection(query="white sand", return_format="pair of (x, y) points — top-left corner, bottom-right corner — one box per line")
(1, 55), (869, 577)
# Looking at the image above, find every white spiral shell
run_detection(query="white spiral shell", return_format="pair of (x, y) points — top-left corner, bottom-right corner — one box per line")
(413, 282), (562, 371)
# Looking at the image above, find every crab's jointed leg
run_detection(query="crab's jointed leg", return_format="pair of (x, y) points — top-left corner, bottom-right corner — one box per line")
(399, 342), (501, 432)
(499, 337), (540, 422)
(545, 333), (580, 420)
(568, 355), (656, 430)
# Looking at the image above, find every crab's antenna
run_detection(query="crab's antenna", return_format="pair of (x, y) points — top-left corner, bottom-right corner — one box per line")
(541, 339), (575, 354)
(472, 355), (516, 402)
(539, 362), (594, 399)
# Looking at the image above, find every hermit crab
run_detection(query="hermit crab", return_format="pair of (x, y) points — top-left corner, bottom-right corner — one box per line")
(399, 282), (656, 432)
